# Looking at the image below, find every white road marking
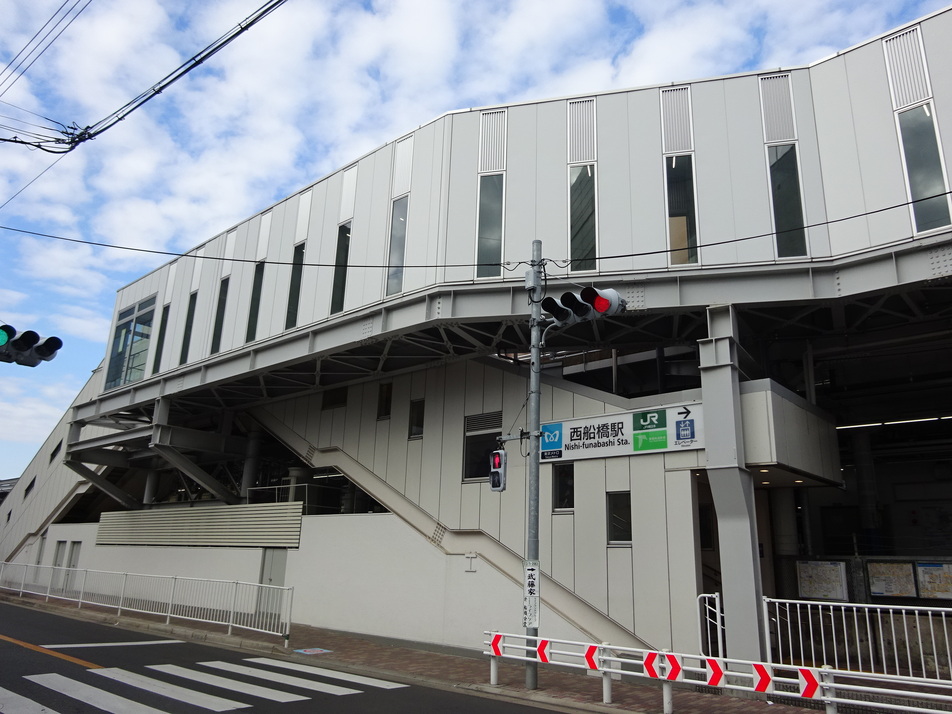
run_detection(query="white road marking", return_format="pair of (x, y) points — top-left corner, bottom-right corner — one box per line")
(42, 640), (183, 649)
(243, 657), (409, 689)
(0, 684), (61, 713)
(147, 664), (308, 703)
(200, 660), (362, 696)
(94, 668), (251, 711)
(25, 673), (168, 714)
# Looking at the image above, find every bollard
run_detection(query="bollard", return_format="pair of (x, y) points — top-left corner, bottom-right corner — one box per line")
(601, 645), (612, 704)
(820, 665), (837, 714)
(490, 654), (499, 686)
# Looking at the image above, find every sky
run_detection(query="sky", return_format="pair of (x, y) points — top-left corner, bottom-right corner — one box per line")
(0, 0), (947, 479)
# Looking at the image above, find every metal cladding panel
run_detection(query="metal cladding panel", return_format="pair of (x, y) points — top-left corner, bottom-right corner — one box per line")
(790, 70), (832, 257)
(760, 74), (796, 142)
(536, 102), (569, 273)
(339, 165), (358, 222)
(504, 104), (538, 268)
(351, 150), (389, 309)
(595, 92), (634, 270)
(661, 86), (693, 153)
(573, 458), (608, 612)
(627, 90), (668, 271)
(393, 136), (414, 197)
(884, 26), (931, 109)
(479, 109), (507, 172)
(297, 185), (326, 325)
(607, 544), (635, 631)
(567, 98), (596, 163)
(96, 502), (303, 547)
(443, 112), (479, 284)
(691, 81), (735, 266)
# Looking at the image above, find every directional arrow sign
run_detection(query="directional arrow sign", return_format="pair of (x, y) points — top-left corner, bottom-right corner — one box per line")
(665, 653), (683, 682)
(584, 645), (599, 670)
(798, 668), (820, 698)
(643, 651), (659, 678)
(753, 663), (774, 694)
(491, 633), (503, 657)
(706, 658), (724, 687)
(678, 406), (692, 419)
(536, 639), (551, 664)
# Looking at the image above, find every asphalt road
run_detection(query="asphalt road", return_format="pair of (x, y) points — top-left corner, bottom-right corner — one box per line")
(0, 602), (546, 713)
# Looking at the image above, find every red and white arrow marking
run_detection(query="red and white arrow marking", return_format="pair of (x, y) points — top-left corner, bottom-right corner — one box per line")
(706, 658), (724, 687)
(643, 651), (660, 678)
(753, 663), (774, 694)
(490, 633), (503, 657)
(584, 645), (599, 670)
(665, 653), (683, 681)
(799, 668), (820, 698)
(536, 639), (551, 664)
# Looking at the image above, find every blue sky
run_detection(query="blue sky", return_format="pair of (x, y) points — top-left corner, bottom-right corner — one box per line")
(0, 0), (947, 479)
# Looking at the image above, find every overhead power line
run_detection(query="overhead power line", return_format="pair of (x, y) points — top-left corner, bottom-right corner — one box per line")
(0, 0), (289, 154)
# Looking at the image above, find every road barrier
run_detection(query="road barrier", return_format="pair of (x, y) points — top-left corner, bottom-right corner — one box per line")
(484, 630), (952, 713)
(0, 561), (292, 644)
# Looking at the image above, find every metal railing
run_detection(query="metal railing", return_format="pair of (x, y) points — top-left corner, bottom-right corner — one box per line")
(486, 630), (952, 713)
(764, 597), (952, 679)
(697, 592), (724, 657)
(0, 561), (293, 645)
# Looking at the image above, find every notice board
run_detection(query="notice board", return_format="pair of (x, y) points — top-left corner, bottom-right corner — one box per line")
(797, 560), (848, 600)
(867, 562), (917, 598)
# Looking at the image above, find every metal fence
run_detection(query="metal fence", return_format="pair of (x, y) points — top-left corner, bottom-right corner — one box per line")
(764, 597), (952, 679)
(0, 561), (293, 644)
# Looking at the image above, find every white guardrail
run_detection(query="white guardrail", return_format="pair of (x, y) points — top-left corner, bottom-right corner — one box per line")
(484, 631), (952, 714)
(0, 561), (293, 645)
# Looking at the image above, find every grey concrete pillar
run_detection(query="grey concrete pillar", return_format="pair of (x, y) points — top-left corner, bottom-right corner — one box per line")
(143, 470), (158, 508)
(770, 488), (799, 597)
(240, 430), (262, 499)
(853, 429), (880, 553)
(699, 305), (765, 661)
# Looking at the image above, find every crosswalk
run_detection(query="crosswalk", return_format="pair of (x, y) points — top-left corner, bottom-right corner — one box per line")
(3, 656), (409, 712)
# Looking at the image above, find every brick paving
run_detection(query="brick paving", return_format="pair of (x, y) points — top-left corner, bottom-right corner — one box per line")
(3, 593), (817, 712)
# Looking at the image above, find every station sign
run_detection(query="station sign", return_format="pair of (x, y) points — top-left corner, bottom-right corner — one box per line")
(541, 403), (703, 462)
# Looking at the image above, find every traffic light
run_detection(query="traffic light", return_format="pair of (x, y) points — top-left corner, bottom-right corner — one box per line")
(541, 287), (626, 326)
(0, 325), (63, 367)
(489, 449), (507, 492)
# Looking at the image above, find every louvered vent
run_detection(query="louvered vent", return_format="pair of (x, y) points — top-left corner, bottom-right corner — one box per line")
(96, 502), (303, 548)
(466, 411), (503, 432)
(883, 27), (931, 109)
(568, 98), (596, 163)
(661, 87), (693, 153)
(760, 74), (796, 142)
(479, 110), (507, 173)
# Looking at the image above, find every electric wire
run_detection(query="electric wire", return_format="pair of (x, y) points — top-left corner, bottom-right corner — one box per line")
(0, 189), (949, 273)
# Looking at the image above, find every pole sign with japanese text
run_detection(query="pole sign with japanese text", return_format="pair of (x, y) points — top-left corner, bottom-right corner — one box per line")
(540, 403), (703, 462)
(523, 560), (541, 628)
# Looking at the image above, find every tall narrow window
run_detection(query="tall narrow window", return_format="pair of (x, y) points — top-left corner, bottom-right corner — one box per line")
(408, 399), (425, 439)
(476, 174), (504, 277)
(210, 277), (229, 355)
(387, 196), (409, 295)
(607, 491), (632, 543)
(246, 261), (265, 343)
(105, 297), (155, 390)
(377, 382), (392, 420)
(768, 144), (807, 257)
(463, 412), (503, 481)
(285, 243), (305, 329)
(553, 463), (574, 510)
(569, 164), (596, 271)
(666, 154), (698, 265)
(151, 304), (170, 375)
(898, 103), (951, 232)
(179, 292), (198, 366)
(331, 222), (351, 314)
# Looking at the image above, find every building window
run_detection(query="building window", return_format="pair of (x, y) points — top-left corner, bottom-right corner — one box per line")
(179, 292), (198, 366)
(408, 399), (425, 439)
(553, 463), (574, 510)
(377, 383), (392, 420)
(104, 296), (156, 390)
(463, 412), (503, 481)
(285, 242), (305, 329)
(246, 261), (265, 343)
(151, 304), (170, 375)
(898, 102), (951, 233)
(569, 164), (596, 271)
(322, 386), (348, 410)
(768, 144), (807, 257)
(387, 195), (409, 295)
(476, 174), (504, 278)
(607, 491), (632, 543)
(666, 154), (698, 265)
(23, 476), (36, 498)
(331, 222), (351, 314)
(210, 277), (229, 355)
(49, 440), (62, 463)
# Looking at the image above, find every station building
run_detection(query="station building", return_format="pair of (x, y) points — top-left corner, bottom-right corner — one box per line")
(3, 7), (952, 661)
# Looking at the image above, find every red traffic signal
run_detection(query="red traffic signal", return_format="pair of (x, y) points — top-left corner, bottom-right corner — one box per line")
(542, 287), (626, 326)
(489, 449), (507, 492)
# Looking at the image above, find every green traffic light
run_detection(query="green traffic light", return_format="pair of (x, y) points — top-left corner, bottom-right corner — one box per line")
(0, 325), (14, 347)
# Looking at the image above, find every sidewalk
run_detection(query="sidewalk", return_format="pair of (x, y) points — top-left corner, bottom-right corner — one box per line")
(4, 593), (814, 713)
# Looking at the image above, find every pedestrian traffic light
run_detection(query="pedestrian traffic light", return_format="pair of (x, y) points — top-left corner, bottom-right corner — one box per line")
(0, 325), (63, 367)
(489, 449), (507, 492)
(542, 287), (626, 326)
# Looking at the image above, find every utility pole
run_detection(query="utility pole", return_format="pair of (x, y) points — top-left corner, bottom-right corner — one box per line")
(525, 239), (543, 690)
